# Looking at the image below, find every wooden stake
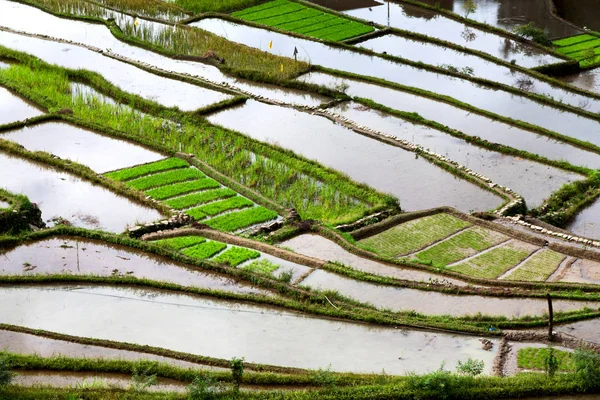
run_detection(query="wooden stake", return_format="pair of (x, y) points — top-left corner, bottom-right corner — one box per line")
(547, 293), (554, 341)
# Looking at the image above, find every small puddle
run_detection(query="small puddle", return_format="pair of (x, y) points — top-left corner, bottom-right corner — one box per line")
(280, 234), (469, 286)
(566, 198), (600, 239)
(0, 152), (162, 232)
(0, 285), (500, 375)
(208, 100), (502, 212)
(300, 269), (598, 318)
(415, 0), (580, 39)
(0, 237), (270, 296)
(330, 101), (585, 207)
(0, 329), (225, 370)
(0, 2), (328, 107)
(342, 1), (562, 67)
(0, 122), (164, 173)
(0, 86), (43, 125)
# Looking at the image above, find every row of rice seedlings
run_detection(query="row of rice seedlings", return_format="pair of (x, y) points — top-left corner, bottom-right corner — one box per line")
(146, 179), (222, 200)
(449, 242), (536, 279)
(105, 157), (188, 181)
(126, 167), (205, 190)
(502, 249), (565, 282)
(212, 246), (260, 266)
(517, 347), (574, 372)
(204, 206), (278, 231)
(153, 235), (206, 250)
(164, 188), (237, 209)
(0, 62), (389, 225)
(181, 240), (227, 259)
(174, 0), (263, 14)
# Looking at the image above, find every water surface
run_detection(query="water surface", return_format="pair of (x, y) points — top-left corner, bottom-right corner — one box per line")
(0, 86), (43, 125)
(566, 198), (600, 239)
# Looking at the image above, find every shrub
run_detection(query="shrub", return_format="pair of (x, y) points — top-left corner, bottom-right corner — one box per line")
(544, 349), (559, 378)
(513, 23), (552, 46)
(187, 373), (222, 400)
(456, 358), (484, 377)
(230, 357), (244, 394)
(0, 354), (14, 389)
(573, 348), (600, 390)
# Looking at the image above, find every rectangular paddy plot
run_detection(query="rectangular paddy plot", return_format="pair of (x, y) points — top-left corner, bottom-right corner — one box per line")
(502, 249), (566, 282)
(357, 214), (472, 257)
(154, 236), (261, 266)
(106, 158), (278, 232)
(448, 240), (540, 279)
(414, 226), (509, 267)
(554, 34), (600, 67)
(231, 0), (374, 41)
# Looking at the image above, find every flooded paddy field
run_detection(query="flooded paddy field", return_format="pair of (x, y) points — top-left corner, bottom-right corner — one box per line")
(560, 68), (600, 96)
(0, 285), (500, 375)
(565, 198), (600, 239)
(0, 122), (164, 173)
(0, 86), (43, 125)
(0, 152), (161, 232)
(208, 100), (502, 212)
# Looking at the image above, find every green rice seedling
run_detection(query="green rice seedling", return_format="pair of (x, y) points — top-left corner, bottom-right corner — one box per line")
(152, 236), (206, 250)
(204, 207), (278, 232)
(415, 226), (508, 267)
(127, 168), (205, 191)
(211, 246), (260, 266)
(358, 214), (471, 257)
(146, 179), (222, 201)
(105, 158), (189, 182)
(517, 348), (574, 372)
(176, 0), (265, 13)
(185, 208), (207, 221)
(181, 241), (227, 259)
(164, 188), (237, 210)
(450, 241), (537, 279)
(552, 34), (597, 47)
(193, 196), (254, 216)
(503, 249), (565, 281)
(243, 258), (279, 275)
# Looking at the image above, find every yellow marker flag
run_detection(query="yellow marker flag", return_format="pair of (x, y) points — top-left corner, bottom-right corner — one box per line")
(280, 64), (284, 73)
(268, 40), (273, 49)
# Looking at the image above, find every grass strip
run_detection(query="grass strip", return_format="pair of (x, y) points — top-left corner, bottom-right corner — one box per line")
(105, 158), (188, 181)
(212, 246), (261, 266)
(553, 34), (598, 47)
(146, 178), (222, 201)
(163, 188), (236, 209)
(517, 347), (574, 371)
(503, 249), (565, 282)
(193, 196), (254, 216)
(205, 207), (278, 232)
(152, 236), (206, 250)
(127, 168), (205, 191)
(181, 241), (228, 259)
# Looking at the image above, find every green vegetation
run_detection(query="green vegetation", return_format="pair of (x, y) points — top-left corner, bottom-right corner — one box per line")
(503, 249), (565, 282)
(243, 258), (280, 275)
(512, 22), (551, 46)
(205, 207), (278, 231)
(450, 241), (536, 279)
(153, 236), (206, 250)
(232, 0), (374, 41)
(0, 353), (13, 389)
(517, 347), (574, 372)
(212, 246), (261, 266)
(105, 158), (188, 182)
(176, 0), (261, 13)
(415, 226), (508, 267)
(164, 188), (237, 210)
(0, 189), (42, 234)
(147, 179), (222, 201)
(358, 214), (471, 257)
(192, 196), (254, 216)
(181, 241), (228, 259)
(126, 168), (206, 191)
(553, 34), (600, 67)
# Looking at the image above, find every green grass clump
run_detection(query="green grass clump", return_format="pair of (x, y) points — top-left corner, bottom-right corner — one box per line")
(192, 196), (254, 216)
(212, 246), (261, 266)
(415, 226), (508, 267)
(176, 0), (262, 13)
(358, 214), (471, 257)
(127, 168), (205, 191)
(503, 249), (565, 282)
(517, 347), (574, 372)
(181, 241), (227, 259)
(243, 258), (279, 275)
(164, 188), (237, 210)
(205, 207), (278, 232)
(232, 0), (374, 41)
(153, 236), (206, 250)
(146, 179), (222, 200)
(105, 158), (189, 181)
(450, 241), (536, 279)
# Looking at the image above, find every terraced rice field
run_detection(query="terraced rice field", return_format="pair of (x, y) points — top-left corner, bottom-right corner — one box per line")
(106, 158), (279, 231)
(358, 214), (472, 257)
(502, 249), (566, 282)
(554, 33), (600, 67)
(231, 0), (373, 41)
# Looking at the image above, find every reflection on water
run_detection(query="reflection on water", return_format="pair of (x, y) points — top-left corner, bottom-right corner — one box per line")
(0, 86), (43, 125)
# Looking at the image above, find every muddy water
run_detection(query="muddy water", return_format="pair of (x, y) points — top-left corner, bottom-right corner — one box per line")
(0, 152), (161, 232)
(566, 198), (600, 239)
(0, 237), (269, 296)
(0, 285), (499, 374)
(248, 253), (313, 283)
(0, 86), (43, 125)
(0, 2), (328, 108)
(208, 100), (501, 212)
(300, 269), (598, 317)
(560, 68), (600, 97)
(416, 0), (580, 39)
(1, 122), (164, 173)
(280, 234), (469, 286)
(195, 18), (600, 132)
(0, 329), (225, 370)
(343, 1), (561, 66)
(558, 258), (600, 284)
(331, 102), (585, 207)
(14, 370), (187, 392)
(556, 318), (600, 344)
